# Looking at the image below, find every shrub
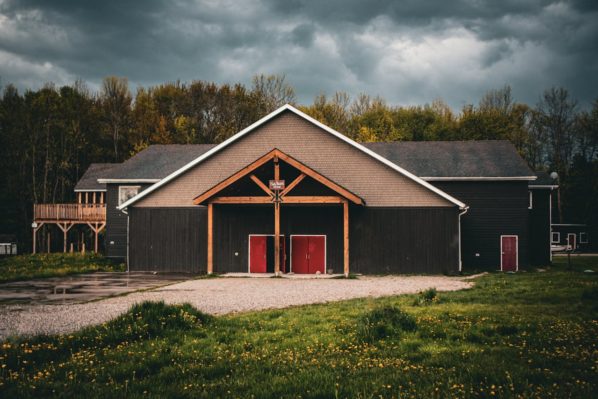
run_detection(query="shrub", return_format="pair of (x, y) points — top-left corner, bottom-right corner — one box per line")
(82, 301), (212, 347)
(413, 287), (438, 306)
(356, 305), (417, 343)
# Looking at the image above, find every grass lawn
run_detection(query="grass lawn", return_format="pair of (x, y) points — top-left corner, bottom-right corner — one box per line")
(1, 257), (597, 398)
(0, 253), (125, 283)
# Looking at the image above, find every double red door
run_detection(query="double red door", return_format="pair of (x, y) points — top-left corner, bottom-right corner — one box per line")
(291, 236), (325, 274)
(249, 235), (285, 273)
(501, 236), (518, 272)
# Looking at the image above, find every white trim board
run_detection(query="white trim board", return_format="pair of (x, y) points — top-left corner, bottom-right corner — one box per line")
(74, 189), (107, 192)
(98, 178), (160, 184)
(118, 104), (466, 210)
(423, 176), (537, 181)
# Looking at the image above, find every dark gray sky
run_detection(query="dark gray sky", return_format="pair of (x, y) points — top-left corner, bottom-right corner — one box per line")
(1, 0), (597, 109)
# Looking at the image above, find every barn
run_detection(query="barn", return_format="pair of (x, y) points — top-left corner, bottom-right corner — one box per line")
(93, 104), (548, 275)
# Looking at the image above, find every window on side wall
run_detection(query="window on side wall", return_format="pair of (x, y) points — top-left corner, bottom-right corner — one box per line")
(551, 232), (560, 244)
(118, 186), (141, 206)
(580, 232), (588, 244)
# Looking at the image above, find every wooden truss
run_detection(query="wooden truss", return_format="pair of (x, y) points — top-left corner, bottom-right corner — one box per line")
(194, 149), (363, 277)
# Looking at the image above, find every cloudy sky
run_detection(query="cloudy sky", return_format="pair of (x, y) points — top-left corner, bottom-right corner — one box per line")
(0, 0), (597, 109)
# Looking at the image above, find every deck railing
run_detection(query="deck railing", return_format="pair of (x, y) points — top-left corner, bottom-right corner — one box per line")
(33, 203), (106, 222)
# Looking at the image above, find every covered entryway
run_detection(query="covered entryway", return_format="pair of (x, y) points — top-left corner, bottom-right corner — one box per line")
(290, 235), (326, 274)
(501, 235), (518, 271)
(248, 235), (286, 273)
(194, 149), (363, 276)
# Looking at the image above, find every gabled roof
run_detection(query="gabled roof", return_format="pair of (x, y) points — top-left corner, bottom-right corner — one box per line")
(363, 141), (536, 181)
(74, 163), (117, 192)
(98, 144), (216, 183)
(193, 148), (364, 205)
(118, 105), (466, 210)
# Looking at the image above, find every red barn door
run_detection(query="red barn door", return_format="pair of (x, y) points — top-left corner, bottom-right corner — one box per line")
(501, 235), (518, 272)
(249, 235), (267, 273)
(291, 235), (326, 274)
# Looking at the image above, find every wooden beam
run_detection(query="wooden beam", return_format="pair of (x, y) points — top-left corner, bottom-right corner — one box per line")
(210, 196), (272, 204)
(207, 203), (213, 274)
(343, 200), (349, 277)
(275, 151), (363, 205)
(274, 202), (280, 275)
(283, 196), (345, 204)
(77, 192), (82, 204)
(274, 158), (280, 180)
(100, 192), (104, 204)
(194, 149), (280, 205)
(250, 174), (274, 196)
(280, 173), (305, 197)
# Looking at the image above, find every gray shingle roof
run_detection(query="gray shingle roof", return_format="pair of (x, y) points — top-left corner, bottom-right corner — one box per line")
(74, 163), (117, 191)
(362, 140), (535, 178)
(103, 144), (216, 180)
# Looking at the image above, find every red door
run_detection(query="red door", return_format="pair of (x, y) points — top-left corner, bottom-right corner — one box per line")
(567, 233), (576, 251)
(501, 236), (517, 272)
(249, 236), (267, 273)
(291, 236), (309, 274)
(291, 236), (326, 274)
(308, 236), (325, 274)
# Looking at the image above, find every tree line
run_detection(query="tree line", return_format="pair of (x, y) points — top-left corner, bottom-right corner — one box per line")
(1, 75), (596, 250)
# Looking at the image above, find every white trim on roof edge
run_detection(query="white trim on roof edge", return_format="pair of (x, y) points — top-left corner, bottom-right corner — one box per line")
(97, 179), (160, 184)
(422, 176), (537, 181)
(74, 189), (107, 192)
(118, 104), (467, 210)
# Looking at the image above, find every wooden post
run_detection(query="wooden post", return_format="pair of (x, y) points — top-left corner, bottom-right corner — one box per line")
(274, 202), (280, 275)
(274, 158), (280, 275)
(78, 192), (82, 204)
(32, 227), (37, 254)
(82, 242), (86, 254)
(207, 203), (213, 274)
(70, 242), (74, 253)
(47, 232), (51, 253)
(93, 192), (96, 204)
(94, 223), (99, 253)
(85, 192), (88, 204)
(100, 192), (104, 204)
(343, 200), (349, 277)
(63, 224), (68, 253)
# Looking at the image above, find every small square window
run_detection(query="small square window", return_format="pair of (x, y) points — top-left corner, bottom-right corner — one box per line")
(580, 232), (588, 244)
(118, 186), (141, 206)
(551, 232), (560, 244)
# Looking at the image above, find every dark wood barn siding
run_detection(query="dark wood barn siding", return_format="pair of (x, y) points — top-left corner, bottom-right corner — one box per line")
(214, 205), (343, 273)
(350, 207), (459, 274)
(529, 189), (551, 265)
(129, 207), (206, 272)
(432, 181), (529, 269)
(105, 184), (151, 259)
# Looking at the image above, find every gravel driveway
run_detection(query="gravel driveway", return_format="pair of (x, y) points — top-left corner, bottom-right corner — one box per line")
(0, 275), (474, 339)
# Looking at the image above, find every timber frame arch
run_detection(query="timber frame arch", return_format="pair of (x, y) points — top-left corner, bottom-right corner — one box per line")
(194, 149), (364, 277)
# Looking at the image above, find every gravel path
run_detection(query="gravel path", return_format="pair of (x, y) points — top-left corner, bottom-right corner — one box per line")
(0, 275), (474, 339)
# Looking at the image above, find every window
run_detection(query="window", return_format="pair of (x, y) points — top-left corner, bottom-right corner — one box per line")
(551, 232), (560, 244)
(580, 232), (588, 244)
(118, 186), (140, 206)
(528, 191), (533, 209)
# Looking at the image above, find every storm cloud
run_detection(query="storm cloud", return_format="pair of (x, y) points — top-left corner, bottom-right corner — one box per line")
(0, 0), (596, 109)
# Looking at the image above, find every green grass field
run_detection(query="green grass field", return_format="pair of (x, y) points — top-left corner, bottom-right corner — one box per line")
(1, 257), (597, 398)
(0, 253), (125, 283)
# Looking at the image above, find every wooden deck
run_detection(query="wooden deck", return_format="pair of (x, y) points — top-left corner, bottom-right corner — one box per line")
(33, 204), (106, 222)
(32, 204), (106, 253)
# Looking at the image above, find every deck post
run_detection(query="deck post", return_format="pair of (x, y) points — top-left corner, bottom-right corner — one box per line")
(207, 203), (213, 274)
(343, 200), (349, 277)
(94, 223), (99, 253)
(63, 224), (68, 253)
(32, 227), (36, 254)
(47, 233), (51, 253)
